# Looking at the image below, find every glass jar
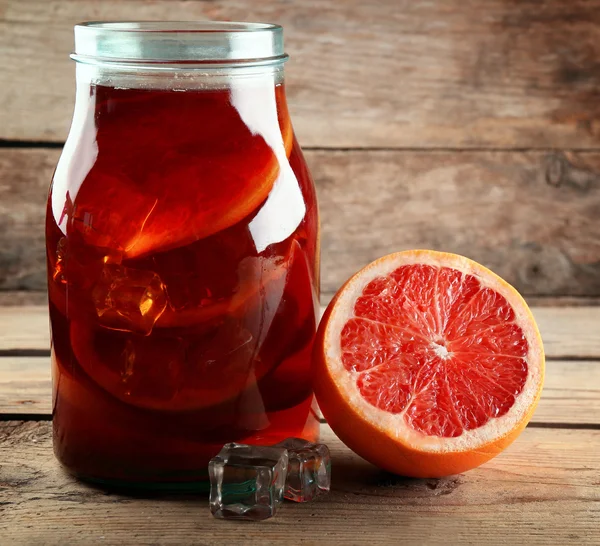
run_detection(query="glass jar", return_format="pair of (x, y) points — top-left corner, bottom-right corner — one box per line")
(46, 22), (320, 488)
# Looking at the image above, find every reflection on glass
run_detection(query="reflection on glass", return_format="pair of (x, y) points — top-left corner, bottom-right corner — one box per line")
(47, 69), (320, 486)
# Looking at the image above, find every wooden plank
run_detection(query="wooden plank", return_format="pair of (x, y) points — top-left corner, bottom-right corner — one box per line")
(0, 291), (47, 306)
(0, 149), (52, 291)
(534, 307), (600, 359)
(0, 422), (598, 545)
(3, 148), (600, 297)
(314, 149), (600, 297)
(0, 357), (51, 414)
(0, 307), (50, 352)
(2, 291), (600, 308)
(7, 291), (598, 308)
(540, 360), (600, 425)
(2, 1), (600, 148)
(499, 296), (600, 308)
(1, 356), (597, 426)
(1, 305), (600, 359)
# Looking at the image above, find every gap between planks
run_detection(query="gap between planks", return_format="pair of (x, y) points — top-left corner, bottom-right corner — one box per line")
(2, 415), (600, 431)
(6, 140), (600, 154)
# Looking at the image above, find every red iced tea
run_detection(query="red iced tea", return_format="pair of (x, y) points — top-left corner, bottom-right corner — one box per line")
(47, 77), (319, 486)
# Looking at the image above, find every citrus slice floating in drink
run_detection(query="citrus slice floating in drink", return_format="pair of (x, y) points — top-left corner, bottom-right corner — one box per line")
(69, 86), (295, 259)
(313, 250), (544, 477)
(68, 240), (306, 413)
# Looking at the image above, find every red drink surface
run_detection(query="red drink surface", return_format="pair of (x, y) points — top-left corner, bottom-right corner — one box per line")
(46, 81), (320, 486)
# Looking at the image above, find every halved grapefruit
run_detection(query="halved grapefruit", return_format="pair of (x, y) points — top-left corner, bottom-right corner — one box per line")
(313, 250), (544, 477)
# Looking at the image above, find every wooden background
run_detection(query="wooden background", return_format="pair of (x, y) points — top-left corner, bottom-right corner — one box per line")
(2, 0), (600, 303)
(2, 3), (600, 544)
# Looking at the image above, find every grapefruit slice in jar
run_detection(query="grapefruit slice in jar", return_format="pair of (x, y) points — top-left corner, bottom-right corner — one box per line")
(69, 87), (295, 260)
(69, 244), (298, 412)
(313, 250), (544, 478)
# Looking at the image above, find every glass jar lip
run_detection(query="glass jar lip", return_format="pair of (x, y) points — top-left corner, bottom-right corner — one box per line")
(72, 21), (288, 67)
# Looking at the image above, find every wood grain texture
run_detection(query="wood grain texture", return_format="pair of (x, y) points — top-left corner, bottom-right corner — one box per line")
(489, 296), (600, 307)
(540, 360), (600, 425)
(0, 357), (51, 414)
(0, 291), (47, 306)
(534, 307), (600, 359)
(2, 291), (599, 309)
(2, 302), (600, 358)
(315, 149), (600, 296)
(0, 304), (598, 359)
(1, 355), (597, 425)
(2, 0), (600, 147)
(0, 149), (53, 291)
(3, 148), (600, 296)
(0, 422), (599, 545)
(0, 307), (50, 352)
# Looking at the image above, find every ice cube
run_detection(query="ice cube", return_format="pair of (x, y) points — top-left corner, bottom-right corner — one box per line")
(275, 438), (331, 502)
(209, 443), (288, 520)
(52, 237), (68, 284)
(92, 264), (168, 335)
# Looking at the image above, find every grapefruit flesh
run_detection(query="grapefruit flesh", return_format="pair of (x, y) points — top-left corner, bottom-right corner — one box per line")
(313, 250), (544, 477)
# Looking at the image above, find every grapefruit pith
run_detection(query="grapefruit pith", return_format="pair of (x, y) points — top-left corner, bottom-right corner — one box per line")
(313, 250), (544, 477)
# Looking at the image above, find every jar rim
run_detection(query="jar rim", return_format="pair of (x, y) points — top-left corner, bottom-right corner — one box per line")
(72, 21), (288, 67)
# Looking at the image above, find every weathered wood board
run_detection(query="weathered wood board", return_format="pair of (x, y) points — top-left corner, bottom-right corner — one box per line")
(2, 356), (599, 425)
(0, 422), (599, 545)
(2, 0), (600, 148)
(1, 304), (600, 424)
(1, 305), (600, 359)
(3, 148), (600, 296)
(0, 357), (51, 414)
(0, 306), (50, 352)
(1, 2), (599, 543)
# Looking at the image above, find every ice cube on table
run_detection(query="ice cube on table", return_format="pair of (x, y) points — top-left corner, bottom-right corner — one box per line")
(92, 264), (168, 335)
(209, 443), (289, 521)
(275, 438), (331, 502)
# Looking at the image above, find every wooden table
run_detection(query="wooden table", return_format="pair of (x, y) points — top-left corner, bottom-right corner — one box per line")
(1, 305), (599, 545)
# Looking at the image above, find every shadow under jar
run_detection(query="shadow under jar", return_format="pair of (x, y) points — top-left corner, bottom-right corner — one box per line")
(46, 22), (320, 489)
